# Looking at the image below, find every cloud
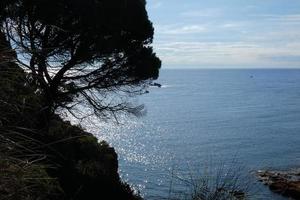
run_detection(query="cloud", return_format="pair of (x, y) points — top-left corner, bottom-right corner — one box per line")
(154, 41), (300, 67)
(181, 8), (223, 18)
(157, 24), (208, 35)
(221, 23), (242, 29)
(261, 14), (300, 21)
(252, 14), (300, 25)
(263, 55), (300, 63)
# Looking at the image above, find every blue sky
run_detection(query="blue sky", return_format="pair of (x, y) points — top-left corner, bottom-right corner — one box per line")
(146, 0), (300, 68)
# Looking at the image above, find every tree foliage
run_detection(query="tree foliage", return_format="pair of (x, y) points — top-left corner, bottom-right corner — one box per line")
(1, 0), (161, 119)
(0, 34), (143, 200)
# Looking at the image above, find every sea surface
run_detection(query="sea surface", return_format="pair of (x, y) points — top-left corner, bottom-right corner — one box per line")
(90, 69), (300, 199)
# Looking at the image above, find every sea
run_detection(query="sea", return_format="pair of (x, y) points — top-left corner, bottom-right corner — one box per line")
(87, 69), (300, 200)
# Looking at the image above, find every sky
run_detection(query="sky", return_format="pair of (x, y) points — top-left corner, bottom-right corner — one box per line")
(146, 0), (300, 68)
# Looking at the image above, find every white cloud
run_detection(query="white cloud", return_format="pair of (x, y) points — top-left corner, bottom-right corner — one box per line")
(154, 41), (300, 67)
(181, 8), (223, 18)
(157, 24), (208, 35)
(221, 23), (242, 29)
(251, 14), (300, 25)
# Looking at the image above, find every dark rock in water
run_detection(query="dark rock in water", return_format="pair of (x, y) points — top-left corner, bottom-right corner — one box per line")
(257, 169), (300, 199)
(151, 82), (162, 88)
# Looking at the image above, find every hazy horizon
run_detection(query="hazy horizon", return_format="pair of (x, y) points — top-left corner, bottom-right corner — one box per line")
(160, 66), (300, 69)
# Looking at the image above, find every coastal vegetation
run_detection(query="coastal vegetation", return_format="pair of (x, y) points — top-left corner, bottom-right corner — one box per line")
(167, 161), (249, 200)
(0, 33), (143, 199)
(0, 0), (160, 199)
(1, 0), (161, 120)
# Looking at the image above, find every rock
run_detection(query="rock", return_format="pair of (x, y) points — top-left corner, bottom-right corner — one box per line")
(257, 169), (300, 199)
(150, 82), (162, 88)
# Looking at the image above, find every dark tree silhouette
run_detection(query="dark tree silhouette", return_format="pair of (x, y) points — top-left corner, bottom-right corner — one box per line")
(1, 0), (161, 119)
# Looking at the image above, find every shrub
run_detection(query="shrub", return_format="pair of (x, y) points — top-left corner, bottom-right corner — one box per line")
(168, 161), (250, 200)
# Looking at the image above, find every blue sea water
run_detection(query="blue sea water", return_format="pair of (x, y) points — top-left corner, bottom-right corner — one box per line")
(93, 69), (300, 200)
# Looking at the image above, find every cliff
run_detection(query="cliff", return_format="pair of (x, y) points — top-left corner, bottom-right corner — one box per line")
(0, 33), (141, 200)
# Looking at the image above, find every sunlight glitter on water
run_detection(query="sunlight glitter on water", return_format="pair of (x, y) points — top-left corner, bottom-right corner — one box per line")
(65, 110), (173, 168)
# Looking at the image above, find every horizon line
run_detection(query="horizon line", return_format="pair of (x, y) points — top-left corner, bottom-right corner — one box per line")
(161, 66), (300, 70)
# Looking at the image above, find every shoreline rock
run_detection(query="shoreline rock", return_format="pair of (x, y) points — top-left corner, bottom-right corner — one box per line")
(257, 168), (300, 199)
